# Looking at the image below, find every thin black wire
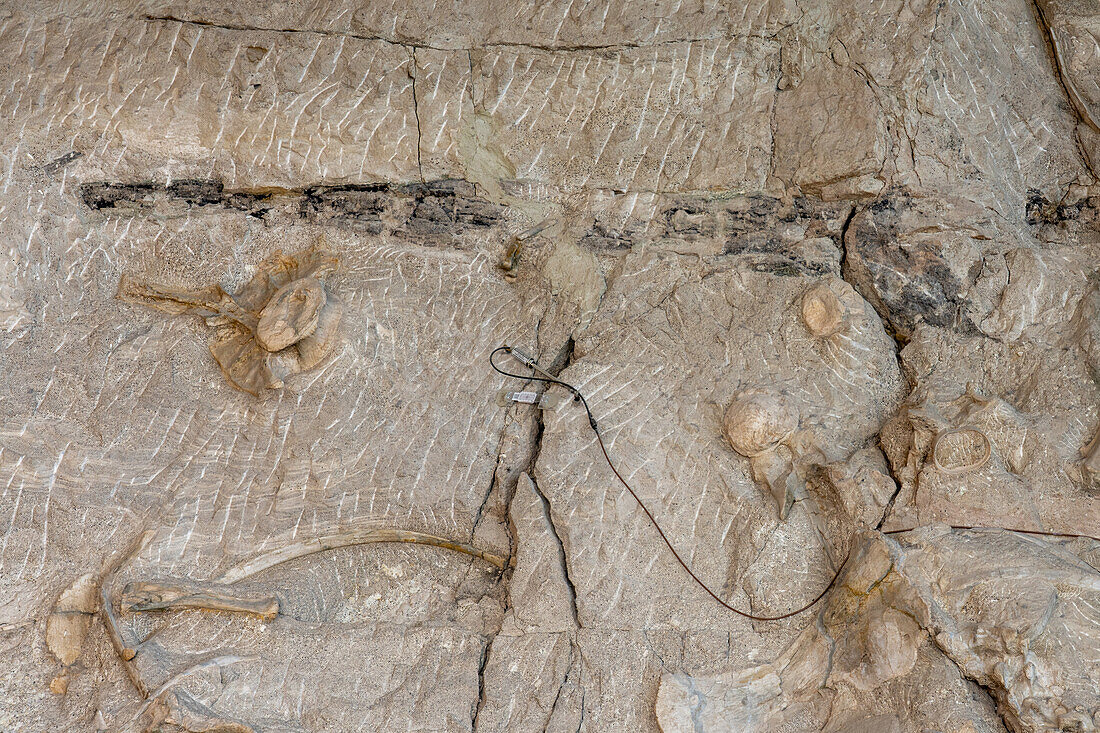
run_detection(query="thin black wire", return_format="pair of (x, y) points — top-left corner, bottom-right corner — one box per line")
(493, 345), (1100, 620)
(490, 346), (845, 621)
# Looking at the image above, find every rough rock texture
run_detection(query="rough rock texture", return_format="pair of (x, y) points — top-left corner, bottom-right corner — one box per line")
(1, 0), (1099, 731)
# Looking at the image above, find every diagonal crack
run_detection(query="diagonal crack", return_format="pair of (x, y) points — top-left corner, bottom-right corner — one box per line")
(836, 201), (909, 530)
(526, 337), (582, 628)
(472, 335), (578, 730)
(472, 637), (493, 730)
(530, 473), (580, 627)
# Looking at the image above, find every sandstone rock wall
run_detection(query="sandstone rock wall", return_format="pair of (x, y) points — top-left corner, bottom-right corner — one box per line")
(0, 1), (1098, 731)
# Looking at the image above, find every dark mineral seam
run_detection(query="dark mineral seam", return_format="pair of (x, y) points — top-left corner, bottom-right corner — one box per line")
(41, 151), (82, 174)
(143, 14), (790, 52)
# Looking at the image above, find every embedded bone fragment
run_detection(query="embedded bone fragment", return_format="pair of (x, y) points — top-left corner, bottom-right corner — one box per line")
(879, 387), (1041, 530)
(118, 246), (341, 395)
(217, 528), (507, 584)
(722, 387), (800, 457)
(658, 528), (1100, 732)
(801, 280), (849, 337)
(45, 573), (98, 666)
(931, 427), (992, 474)
(294, 293), (344, 370)
(120, 580), (279, 621)
(748, 445), (803, 519)
(255, 277), (326, 352)
(136, 656), (258, 732)
(142, 690), (255, 733)
(1083, 428), (1100, 489)
(723, 388), (808, 518)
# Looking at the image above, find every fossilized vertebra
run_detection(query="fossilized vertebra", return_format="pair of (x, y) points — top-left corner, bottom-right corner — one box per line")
(931, 426), (992, 475)
(255, 277), (326, 352)
(801, 279), (849, 337)
(118, 246), (342, 395)
(723, 387), (800, 457)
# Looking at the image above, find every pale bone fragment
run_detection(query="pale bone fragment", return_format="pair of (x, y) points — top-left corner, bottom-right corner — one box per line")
(118, 246), (341, 396)
(255, 277), (325, 352)
(953, 388), (1028, 474)
(115, 278), (255, 328)
(216, 528), (507, 584)
(801, 279), (851, 337)
(1082, 428), (1100, 489)
(498, 217), (557, 282)
(100, 529), (155, 698)
(295, 295), (344, 370)
(112, 528), (501, 703)
(120, 580), (279, 621)
(133, 655), (257, 731)
(724, 387), (806, 518)
(931, 427), (992, 475)
(45, 572), (98, 665)
(722, 387), (800, 458)
(749, 446), (803, 520)
(887, 387), (1027, 480)
(141, 689), (255, 733)
(49, 674), (68, 695)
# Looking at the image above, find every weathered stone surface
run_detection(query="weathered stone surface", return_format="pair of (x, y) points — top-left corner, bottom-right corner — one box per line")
(658, 528), (1100, 731)
(45, 573), (99, 666)
(3, 0), (1100, 730)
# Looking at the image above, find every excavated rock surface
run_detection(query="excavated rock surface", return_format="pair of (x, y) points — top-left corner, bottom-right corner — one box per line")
(0, 1), (1098, 731)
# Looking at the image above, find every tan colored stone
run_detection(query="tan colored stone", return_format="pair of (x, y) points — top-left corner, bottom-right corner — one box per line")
(723, 387), (800, 458)
(3, 1), (1100, 730)
(45, 573), (98, 666)
(772, 63), (886, 195)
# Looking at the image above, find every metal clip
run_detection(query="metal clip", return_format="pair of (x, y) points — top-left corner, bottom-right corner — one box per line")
(508, 346), (539, 369)
(502, 345), (560, 381)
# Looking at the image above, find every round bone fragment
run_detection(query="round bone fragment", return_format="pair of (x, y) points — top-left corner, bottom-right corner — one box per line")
(723, 387), (800, 457)
(256, 278), (326, 352)
(296, 297), (343, 370)
(46, 573), (98, 666)
(932, 427), (992, 475)
(801, 281), (846, 337)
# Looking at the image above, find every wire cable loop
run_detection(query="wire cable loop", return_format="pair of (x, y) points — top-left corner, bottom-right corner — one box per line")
(491, 345), (1100, 617)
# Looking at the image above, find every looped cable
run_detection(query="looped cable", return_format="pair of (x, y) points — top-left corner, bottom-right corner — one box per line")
(491, 345), (846, 621)
(492, 344), (1100, 619)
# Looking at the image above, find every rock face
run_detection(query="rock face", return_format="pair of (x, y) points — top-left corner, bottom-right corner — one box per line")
(0, 1), (1098, 732)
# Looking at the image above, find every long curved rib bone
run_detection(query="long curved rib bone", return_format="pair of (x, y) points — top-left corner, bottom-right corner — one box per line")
(217, 528), (507, 584)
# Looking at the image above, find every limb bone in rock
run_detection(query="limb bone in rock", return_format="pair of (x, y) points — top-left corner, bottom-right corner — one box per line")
(117, 246), (343, 396)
